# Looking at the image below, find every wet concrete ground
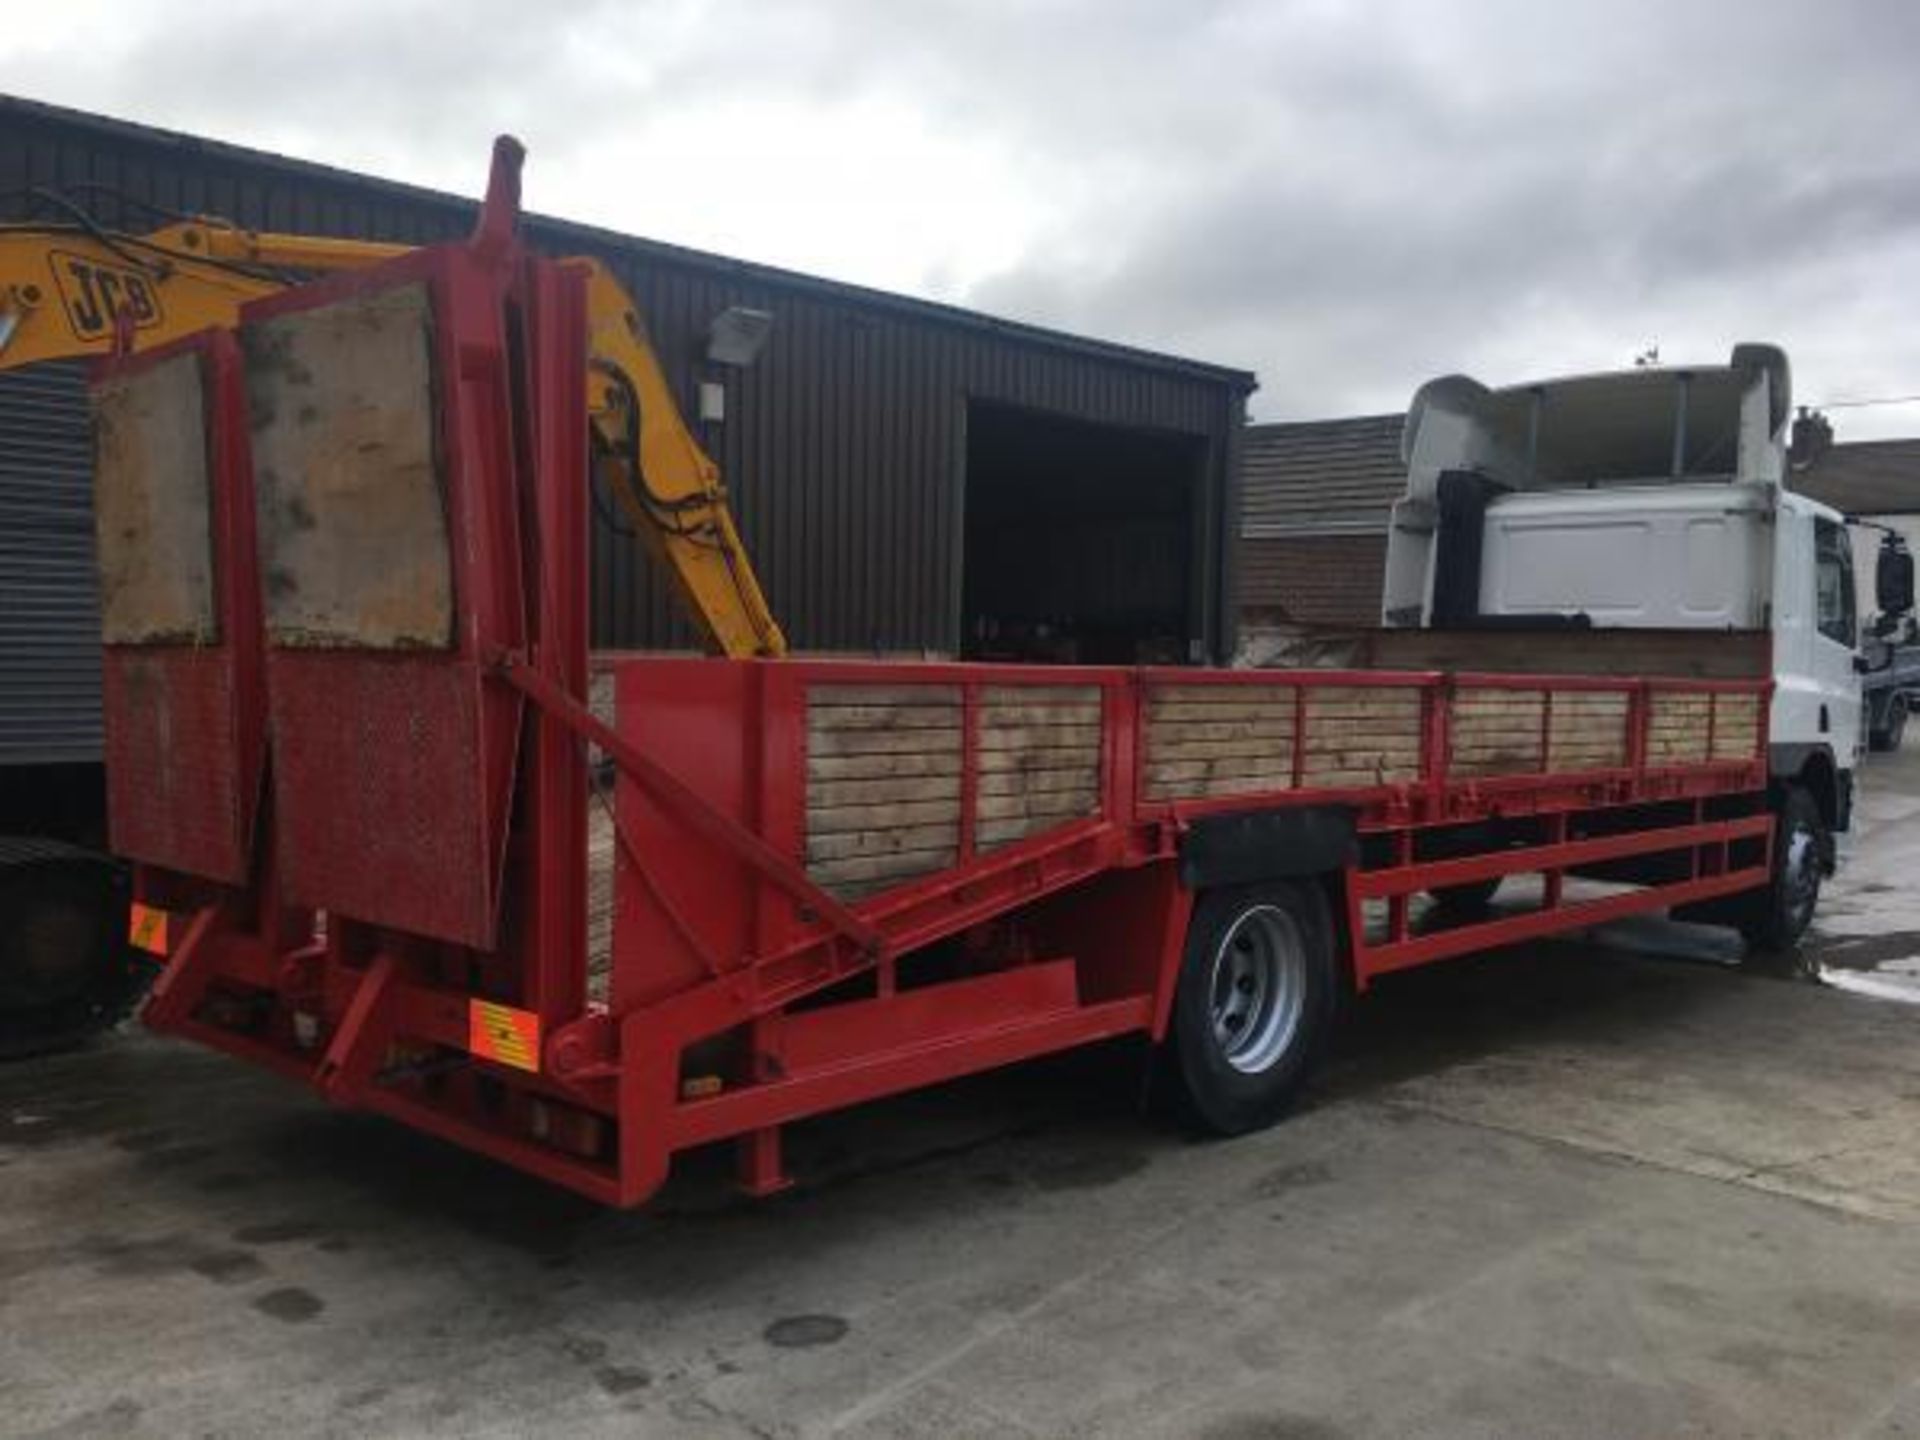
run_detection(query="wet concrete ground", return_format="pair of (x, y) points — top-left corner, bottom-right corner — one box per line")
(5, 750), (1920, 1439)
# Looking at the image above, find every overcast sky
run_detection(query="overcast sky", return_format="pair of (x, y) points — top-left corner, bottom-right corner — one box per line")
(9, 0), (1919, 437)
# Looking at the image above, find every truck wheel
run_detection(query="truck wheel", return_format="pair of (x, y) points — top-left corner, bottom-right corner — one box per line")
(1738, 786), (1824, 955)
(1162, 880), (1339, 1135)
(1430, 877), (1502, 912)
(1869, 702), (1906, 753)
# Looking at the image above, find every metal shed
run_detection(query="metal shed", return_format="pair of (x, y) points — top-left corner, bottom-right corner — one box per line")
(0, 94), (1254, 773)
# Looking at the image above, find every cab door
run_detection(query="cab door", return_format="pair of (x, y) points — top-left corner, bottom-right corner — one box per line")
(1812, 514), (1864, 771)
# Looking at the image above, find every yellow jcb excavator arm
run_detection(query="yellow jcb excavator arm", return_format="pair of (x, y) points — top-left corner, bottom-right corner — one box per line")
(0, 204), (786, 658)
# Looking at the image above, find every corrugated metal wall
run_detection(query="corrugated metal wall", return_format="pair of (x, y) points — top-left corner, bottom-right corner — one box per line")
(0, 97), (1252, 723)
(0, 361), (98, 765)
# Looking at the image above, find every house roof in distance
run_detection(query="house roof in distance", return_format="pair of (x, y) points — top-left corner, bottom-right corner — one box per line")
(1792, 438), (1920, 516)
(1241, 413), (1406, 538)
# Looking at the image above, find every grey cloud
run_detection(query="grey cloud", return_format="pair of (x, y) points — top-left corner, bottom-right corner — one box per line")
(6, 0), (1919, 433)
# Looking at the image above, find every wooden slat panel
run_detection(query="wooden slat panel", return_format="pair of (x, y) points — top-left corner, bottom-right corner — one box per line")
(977, 768), (1100, 796)
(806, 683), (964, 896)
(1148, 736), (1300, 763)
(809, 726), (967, 758)
(1145, 755), (1296, 786)
(808, 847), (962, 891)
(809, 704), (961, 731)
(978, 745), (1105, 774)
(807, 750), (962, 781)
(1146, 700), (1299, 723)
(1146, 681), (1295, 801)
(1298, 763), (1419, 787)
(809, 683), (965, 707)
(974, 685), (1102, 853)
(977, 788), (1100, 822)
(807, 824), (960, 864)
(809, 798), (964, 834)
(977, 722), (1102, 752)
(1647, 690), (1714, 765)
(1449, 685), (1546, 777)
(807, 774), (963, 807)
(1710, 692), (1764, 760)
(977, 815), (1096, 848)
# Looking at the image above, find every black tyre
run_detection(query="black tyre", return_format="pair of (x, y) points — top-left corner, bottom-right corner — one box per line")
(1869, 702), (1906, 753)
(1162, 880), (1340, 1135)
(1738, 786), (1825, 956)
(1429, 877), (1502, 913)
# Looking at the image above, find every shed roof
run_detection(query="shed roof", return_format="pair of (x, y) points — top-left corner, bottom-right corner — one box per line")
(1240, 413), (1406, 538)
(1791, 439), (1920, 516)
(0, 93), (1256, 393)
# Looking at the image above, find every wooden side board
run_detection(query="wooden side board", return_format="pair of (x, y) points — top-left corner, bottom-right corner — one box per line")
(791, 673), (1763, 900)
(1450, 687), (1632, 777)
(1144, 682), (1424, 798)
(805, 684), (963, 897)
(1650, 690), (1764, 765)
(802, 682), (1106, 896)
(976, 685), (1103, 851)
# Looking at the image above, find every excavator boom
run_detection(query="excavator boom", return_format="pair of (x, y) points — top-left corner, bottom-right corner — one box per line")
(0, 146), (785, 658)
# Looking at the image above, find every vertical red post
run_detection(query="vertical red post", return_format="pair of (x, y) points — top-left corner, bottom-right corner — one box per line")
(1543, 812), (1566, 908)
(1538, 686), (1554, 774)
(1388, 829), (1412, 943)
(1290, 684), (1307, 790)
(1627, 682), (1650, 778)
(1424, 675), (1452, 819)
(958, 679), (980, 864)
(516, 253), (590, 1026)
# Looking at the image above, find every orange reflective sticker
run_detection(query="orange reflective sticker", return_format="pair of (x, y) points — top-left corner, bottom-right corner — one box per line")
(128, 902), (170, 956)
(468, 999), (540, 1072)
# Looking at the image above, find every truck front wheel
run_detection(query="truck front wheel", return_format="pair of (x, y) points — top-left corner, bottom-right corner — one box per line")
(1869, 701), (1906, 753)
(1738, 786), (1825, 955)
(1162, 880), (1339, 1135)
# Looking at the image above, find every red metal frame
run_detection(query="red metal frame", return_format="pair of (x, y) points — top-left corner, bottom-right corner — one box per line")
(114, 141), (1781, 1208)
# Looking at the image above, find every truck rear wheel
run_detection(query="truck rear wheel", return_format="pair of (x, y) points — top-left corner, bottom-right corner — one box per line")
(1738, 786), (1824, 956)
(1162, 880), (1338, 1135)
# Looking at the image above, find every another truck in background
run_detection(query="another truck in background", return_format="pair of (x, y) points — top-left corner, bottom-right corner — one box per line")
(1856, 525), (1919, 752)
(1384, 344), (1913, 948)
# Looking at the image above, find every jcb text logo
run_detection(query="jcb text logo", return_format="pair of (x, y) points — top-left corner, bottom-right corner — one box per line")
(50, 252), (163, 341)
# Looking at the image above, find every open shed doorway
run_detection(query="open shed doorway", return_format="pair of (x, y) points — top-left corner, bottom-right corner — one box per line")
(962, 401), (1204, 664)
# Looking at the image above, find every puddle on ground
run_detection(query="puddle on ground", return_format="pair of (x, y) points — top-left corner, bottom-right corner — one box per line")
(1818, 956), (1920, 1006)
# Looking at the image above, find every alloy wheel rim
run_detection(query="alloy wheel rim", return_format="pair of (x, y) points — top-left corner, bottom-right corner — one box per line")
(1207, 904), (1307, 1075)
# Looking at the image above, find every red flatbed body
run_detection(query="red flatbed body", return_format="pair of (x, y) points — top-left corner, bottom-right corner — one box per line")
(100, 197), (1777, 1208)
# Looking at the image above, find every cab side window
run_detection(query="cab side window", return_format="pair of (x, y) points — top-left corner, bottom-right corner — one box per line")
(1814, 518), (1856, 647)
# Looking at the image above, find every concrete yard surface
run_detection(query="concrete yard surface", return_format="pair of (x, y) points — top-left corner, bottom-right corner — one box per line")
(6, 748), (1920, 1439)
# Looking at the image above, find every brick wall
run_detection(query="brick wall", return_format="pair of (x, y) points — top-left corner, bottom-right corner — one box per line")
(1239, 535), (1388, 627)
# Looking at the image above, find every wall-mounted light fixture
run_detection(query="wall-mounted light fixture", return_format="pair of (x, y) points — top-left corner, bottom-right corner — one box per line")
(706, 306), (774, 367)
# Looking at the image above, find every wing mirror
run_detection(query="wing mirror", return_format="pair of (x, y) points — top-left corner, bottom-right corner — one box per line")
(1877, 533), (1916, 619)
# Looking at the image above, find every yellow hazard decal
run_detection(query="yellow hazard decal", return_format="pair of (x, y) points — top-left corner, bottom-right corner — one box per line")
(468, 999), (541, 1072)
(128, 902), (170, 957)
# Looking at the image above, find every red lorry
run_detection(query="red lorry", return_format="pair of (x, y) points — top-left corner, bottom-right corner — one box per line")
(97, 159), (1782, 1207)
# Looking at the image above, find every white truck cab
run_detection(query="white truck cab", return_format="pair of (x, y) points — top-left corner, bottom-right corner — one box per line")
(1383, 344), (1867, 944)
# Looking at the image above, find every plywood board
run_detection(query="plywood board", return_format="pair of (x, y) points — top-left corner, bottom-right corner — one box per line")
(246, 282), (453, 650)
(93, 350), (218, 645)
